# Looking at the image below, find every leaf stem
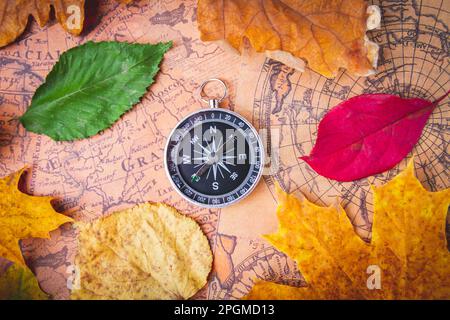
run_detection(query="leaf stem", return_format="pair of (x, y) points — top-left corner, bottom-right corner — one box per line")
(432, 90), (450, 106)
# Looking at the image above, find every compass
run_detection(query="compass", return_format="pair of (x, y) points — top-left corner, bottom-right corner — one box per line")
(164, 79), (264, 208)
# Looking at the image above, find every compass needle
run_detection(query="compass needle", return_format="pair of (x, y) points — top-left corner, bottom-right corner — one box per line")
(205, 138), (212, 150)
(212, 136), (217, 152)
(212, 164), (218, 181)
(218, 161), (231, 173)
(197, 142), (211, 155)
(206, 166), (212, 180)
(224, 160), (236, 166)
(193, 150), (205, 156)
(217, 137), (223, 152)
(217, 164), (225, 178)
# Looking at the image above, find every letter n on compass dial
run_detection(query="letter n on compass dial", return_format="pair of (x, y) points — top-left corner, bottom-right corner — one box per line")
(165, 109), (264, 208)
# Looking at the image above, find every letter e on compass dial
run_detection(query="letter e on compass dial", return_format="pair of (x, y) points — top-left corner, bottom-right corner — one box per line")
(165, 109), (264, 208)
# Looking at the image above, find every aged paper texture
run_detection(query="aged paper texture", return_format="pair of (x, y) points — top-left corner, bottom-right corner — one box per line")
(0, 0), (448, 299)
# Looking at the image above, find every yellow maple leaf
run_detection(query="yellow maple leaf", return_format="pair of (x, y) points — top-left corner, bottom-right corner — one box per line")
(71, 202), (212, 300)
(371, 160), (450, 299)
(197, 0), (379, 78)
(0, 263), (48, 300)
(0, 0), (133, 48)
(0, 169), (73, 268)
(246, 160), (450, 299)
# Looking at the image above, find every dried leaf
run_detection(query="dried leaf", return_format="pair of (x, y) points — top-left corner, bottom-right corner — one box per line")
(0, 0), (133, 48)
(301, 91), (450, 181)
(0, 169), (73, 268)
(0, 263), (48, 300)
(254, 183), (374, 299)
(198, 0), (378, 78)
(246, 160), (450, 299)
(71, 203), (212, 300)
(372, 160), (450, 299)
(0, 1), (85, 48)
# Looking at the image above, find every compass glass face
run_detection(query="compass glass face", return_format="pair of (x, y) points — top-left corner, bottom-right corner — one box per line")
(166, 109), (263, 207)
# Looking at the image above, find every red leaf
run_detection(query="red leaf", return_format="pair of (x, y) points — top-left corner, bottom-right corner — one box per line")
(300, 91), (449, 182)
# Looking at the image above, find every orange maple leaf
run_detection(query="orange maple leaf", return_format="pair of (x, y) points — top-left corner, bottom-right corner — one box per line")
(246, 160), (450, 299)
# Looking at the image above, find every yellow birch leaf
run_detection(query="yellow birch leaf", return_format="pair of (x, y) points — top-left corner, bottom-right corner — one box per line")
(0, 168), (73, 268)
(0, 263), (48, 300)
(71, 202), (213, 300)
(198, 0), (379, 78)
(246, 160), (450, 299)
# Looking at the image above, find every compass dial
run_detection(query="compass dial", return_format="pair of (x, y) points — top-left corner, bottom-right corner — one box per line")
(165, 109), (264, 208)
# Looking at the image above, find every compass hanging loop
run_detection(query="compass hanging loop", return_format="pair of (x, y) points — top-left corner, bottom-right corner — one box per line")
(199, 78), (227, 108)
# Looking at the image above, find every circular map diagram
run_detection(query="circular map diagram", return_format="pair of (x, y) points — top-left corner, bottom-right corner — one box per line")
(248, 0), (449, 241)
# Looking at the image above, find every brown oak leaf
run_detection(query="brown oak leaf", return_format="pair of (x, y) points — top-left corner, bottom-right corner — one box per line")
(198, 0), (379, 78)
(0, 0), (133, 48)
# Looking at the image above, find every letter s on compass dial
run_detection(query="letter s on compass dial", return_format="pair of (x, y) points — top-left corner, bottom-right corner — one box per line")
(164, 109), (264, 208)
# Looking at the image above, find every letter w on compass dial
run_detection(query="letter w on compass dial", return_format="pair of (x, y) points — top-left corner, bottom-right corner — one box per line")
(173, 121), (252, 196)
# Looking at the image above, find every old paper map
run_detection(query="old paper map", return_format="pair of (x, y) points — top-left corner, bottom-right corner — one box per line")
(0, 0), (448, 299)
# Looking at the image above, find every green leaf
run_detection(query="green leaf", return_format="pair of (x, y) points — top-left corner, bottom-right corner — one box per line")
(20, 41), (172, 141)
(0, 263), (48, 300)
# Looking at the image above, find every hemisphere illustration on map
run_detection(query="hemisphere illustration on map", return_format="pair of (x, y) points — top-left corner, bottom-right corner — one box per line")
(253, 0), (449, 238)
(0, 0), (448, 301)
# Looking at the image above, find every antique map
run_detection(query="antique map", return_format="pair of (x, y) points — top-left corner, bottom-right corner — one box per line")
(0, 0), (448, 299)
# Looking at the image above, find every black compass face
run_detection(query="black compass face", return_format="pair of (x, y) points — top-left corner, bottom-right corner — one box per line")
(165, 109), (263, 207)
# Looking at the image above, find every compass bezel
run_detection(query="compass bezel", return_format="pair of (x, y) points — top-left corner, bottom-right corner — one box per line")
(164, 108), (265, 208)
